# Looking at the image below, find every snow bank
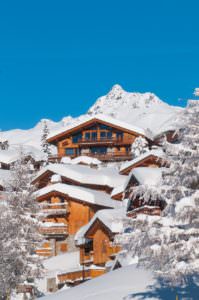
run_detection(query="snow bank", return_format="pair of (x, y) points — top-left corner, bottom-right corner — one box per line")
(39, 264), (156, 300)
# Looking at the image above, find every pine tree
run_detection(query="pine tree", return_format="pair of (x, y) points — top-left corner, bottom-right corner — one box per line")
(0, 151), (43, 298)
(131, 136), (149, 159)
(41, 121), (51, 160)
(117, 100), (199, 284)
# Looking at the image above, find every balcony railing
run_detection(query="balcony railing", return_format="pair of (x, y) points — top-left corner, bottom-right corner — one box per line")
(40, 203), (68, 216)
(40, 223), (68, 236)
(78, 137), (133, 145)
(85, 152), (132, 161)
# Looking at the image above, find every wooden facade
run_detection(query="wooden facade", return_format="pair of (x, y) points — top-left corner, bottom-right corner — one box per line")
(57, 267), (105, 287)
(47, 117), (148, 162)
(36, 191), (106, 256)
(78, 219), (121, 267)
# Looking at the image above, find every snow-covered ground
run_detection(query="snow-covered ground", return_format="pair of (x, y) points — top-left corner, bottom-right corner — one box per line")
(38, 263), (199, 300)
(39, 264), (156, 300)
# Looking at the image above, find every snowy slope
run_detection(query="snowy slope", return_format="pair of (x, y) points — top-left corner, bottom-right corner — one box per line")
(1, 85), (182, 153)
(40, 265), (156, 300)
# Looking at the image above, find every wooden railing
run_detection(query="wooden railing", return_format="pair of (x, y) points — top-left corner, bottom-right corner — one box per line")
(40, 225), (68, 236)
(40, 203), (68, 216)
(78, 137), (133, 145)
(58, 268), (105, 284)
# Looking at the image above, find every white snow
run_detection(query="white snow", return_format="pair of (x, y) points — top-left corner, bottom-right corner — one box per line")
(75, 208), (125, 246)
(35, 183), (122, 209)
(34, 163), (126, 189)
(0, 169), (12, 188)
(175, 197), (195, 213)
(43, 251), (80, 277)
(71, 156), (102, 166)
(39, 264), (156, 300)
(130, 167), (163, 186)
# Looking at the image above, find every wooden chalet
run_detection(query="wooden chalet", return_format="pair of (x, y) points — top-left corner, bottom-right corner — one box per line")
(47, 114), (150, 162)
(75, 209), (123, 271)
(119, 149), (168, 175)
(35, 181), (121, 257)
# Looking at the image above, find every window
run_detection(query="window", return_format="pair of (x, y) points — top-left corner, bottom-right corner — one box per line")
(100, 131), (112, 140)
(116, 132), (123, 141)
(65, 148), (75, 156)
(90, 147), (107, 154)
(85, 132), (91, 140)
(72, 133), (82, 143)
(91, 132), (97, 140)
(100, 131), (106, 139)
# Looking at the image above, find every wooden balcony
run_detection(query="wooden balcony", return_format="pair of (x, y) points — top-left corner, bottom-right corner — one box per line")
(40, 203), (68, 216)
(57, 268), (105, 286)
(85, 152), (132, 162)
(78, 137), (133, 146)
(40, 224), (68, 236)
(108, 244), (121, 258)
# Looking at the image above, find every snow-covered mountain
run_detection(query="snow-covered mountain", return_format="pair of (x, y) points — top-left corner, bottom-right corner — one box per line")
(88, 84), (182, 135)
(1, 85), (182, 153)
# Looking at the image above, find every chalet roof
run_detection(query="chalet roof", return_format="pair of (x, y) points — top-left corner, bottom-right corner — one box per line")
(111, 183), (126, 198)
(35, 183), (122, 209)
(75, 208), (125, 245)
(47, 114), (150, 143)
(0, 169), (12, 188)
(119, 149), (165, 173)
(0, 150), (20, 165)
(34, 163), (126, 189)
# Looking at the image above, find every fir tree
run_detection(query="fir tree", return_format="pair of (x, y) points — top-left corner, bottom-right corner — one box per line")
(131, 136), (149, 159)
(41, 121), (51, 159)
(0, 151), (43, 298)
(117, 100), (199, 284)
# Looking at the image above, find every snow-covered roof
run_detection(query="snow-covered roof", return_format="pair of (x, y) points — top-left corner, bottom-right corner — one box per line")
(47, 114), (149, 141)
(0, 169), (12, 188)
(43, 251), (80, 277)
(119, 149), (165, 173)
(0, 147), (46, 165)
(75, 208), (125, 245)
(34, 163), (126, 189)
(130, 167), (163, 186)
(111, 183), (126, 198)
(35, 183), (122, 209)
(0, 150), (19, 164)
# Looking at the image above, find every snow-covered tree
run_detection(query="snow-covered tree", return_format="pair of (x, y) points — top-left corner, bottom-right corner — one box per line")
(131, 136), (149, 159)
(0, 152), (42, 298)
(41, 121), (51, 159)
(117, 100), (199, 284)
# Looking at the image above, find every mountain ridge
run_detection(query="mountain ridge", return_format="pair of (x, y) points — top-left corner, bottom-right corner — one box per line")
(1, 85), (182, 152)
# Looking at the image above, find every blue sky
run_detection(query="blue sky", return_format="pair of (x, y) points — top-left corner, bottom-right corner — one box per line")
(0, 0), (199, 130)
